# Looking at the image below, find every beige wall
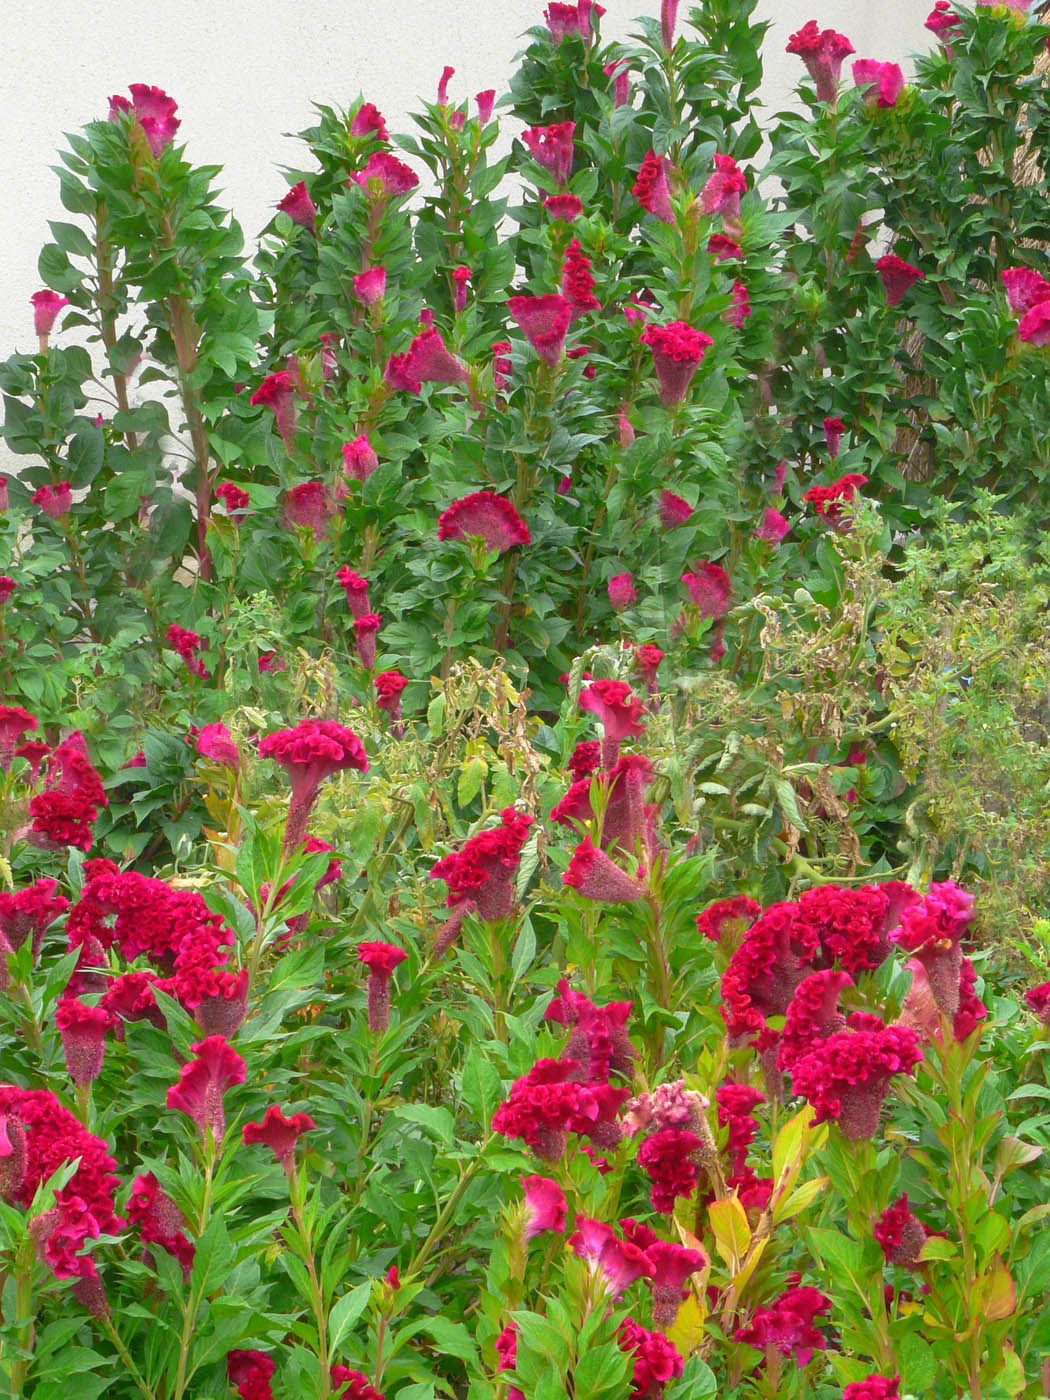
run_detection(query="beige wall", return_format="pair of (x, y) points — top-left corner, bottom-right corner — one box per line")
(1, 0), (929, 366)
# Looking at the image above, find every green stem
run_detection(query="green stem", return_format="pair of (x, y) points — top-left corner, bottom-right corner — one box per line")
(171, 1145), (215, 1400)
(289, 1166), (331, 1399)
(7, 1237), (35, 1397)
(405, 1138), (492, 1278)
(99, 1315), (157, 1400)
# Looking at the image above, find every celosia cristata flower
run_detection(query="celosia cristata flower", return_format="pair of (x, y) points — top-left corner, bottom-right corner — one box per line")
(1002, 267), (1050, 315)
(755, 507), (789, 542)
(357, 941), (408, 1033)
(31, 290), (69, 338)
(696, 894), (761, 945)
(351, 101), (388, 139)
(568, 740), (601, 781)
(430, 808), (534, 920)
(545, 0), (601, 42)
(353, 612), (382, 669)
(284, 481), (335, 541)
(28, 732), (108, 852)
(521, 121), (576, 185)
(195, 722), (240, 771)
(853, 60), (905, 107)
(55, 998), (116, 1085)
(243, 1105), (316, 1173)
(561, 238), (601, 319)
(720, 900), (817, 1044)
(641, 321), (713, 406)
(563, 837), (648, 902)
(1025, 979), (1050, 1025)
(349, 152), (419, 196)
(258, 651), (284, 673)
(215, 481), (249, 515)
(632, 643), (663, 696)
(633, 151), (674, 224)
(492, 1057), (599, 1160)
(875, 255), (924, 306)
(804, 472), (868, 524)
(522, 1173), (567, 1238)
(166, 1035), (246, 1144)
(604, 58), (631, 106)
(341, 434), (380, 482)
(890, 880), (974, 1017)
(250, 370), (298, 448)
(0, 878), (68, 961)
(608, 572), (636, 612)
(724, 280), (750, 327)
(0, 704), (38, 770)
(331, 1365), (385, 1400)
(374, 670), (408, 732)
(657, 490), (692, 529)
(32, 481), (73, 518)
(682, 561), (731, 618)
(336, 567), (371, 619)
(110, 83), (180, 157)
(571, 1218), (652, 1297)
(795, 881), (906, 974)
(776, 968), (852, 1073)
(399, 328), (468, 389)
(873, 1194), (928, 1268)
(353, 267), (387, 305)
(227, 1350), (276, 1400)
(715, 1081), (765, 1181)
(127, 1172), (194, 1277)
(578, 679), (645, 768)
(437, 491), (530, 552)
(452, 265), (472, 312)
(166, 622), (208, 678)
(545, 979), (636, 1082)
(925, 1), (960, 42)
(734, 1286), (832, 1366)
(618, 1318), (683, 1398)
(508, 293), (573, 366)
(645, 1240), (708, 1325)
(259, 719), (369, 853)
(277, 180), (317, 230)
(700, 154), (747, 237)
(637, 1128), (703, 1213)
(709, 233), (743, 262)
(844, 1378), (900, 1400)
(823, 415), (845, 458)
(475, 89), (496, 124)
(100, 971), (166, 1034)
(0, 576), (15, 604)
(790, 1018), (922, 1139)
(545, 194), (584, 223)
(786, 21), (855, 105)
(1018, 302), (1050, 346)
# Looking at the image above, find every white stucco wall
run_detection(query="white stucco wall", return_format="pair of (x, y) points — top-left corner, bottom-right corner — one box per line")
(1, 0), (930, 365)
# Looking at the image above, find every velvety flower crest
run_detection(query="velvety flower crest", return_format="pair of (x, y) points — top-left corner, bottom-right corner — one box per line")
(437, 491), (530, 553)
(641, 322), (713, 405)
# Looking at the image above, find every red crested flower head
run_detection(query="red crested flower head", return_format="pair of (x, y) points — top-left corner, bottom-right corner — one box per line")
(786, 22), (855, 104)
(641, 322), (713, 405)
(336, 567), (371, 618)
(357, 941), (408, 977)
(636, 1128), (703, 1213)
(353, 266), (387, 305)
(804, 473), (868, 524)
(604, 57), (631, 106)
(755, 507), (789, 542)
(645, 1239), (708, 1324)
(618, 1317), (683, 1398)
(545, 1), (602, 42)
(790, 1020), (923, 1138)
(353, 611), (380, 669)
(277, 180), (317, 230)
(700, 154), (746, 233)
(844, 1378), (901, 1400)
(563, 837), (648, 903)
(250, 370), (298, 447)
(31, 290), (70, 337)
(0, 878), (69, 959)
(492, 1056), (599, 1161)
(633, 151), (674, 224)
(374, 669), (408, 719)
(776, 968), (852, 1073)
(508, 293), (572, 366)
(32, 481), (73, 518)
(709, 233), (743, 262)
(351, 102), (388, 139)
(437, 491), (530, 553)
(1002, 267), (1050, 316)
(561, 238), (601, 318)
(658, 490), (693, 528)
(243, 1105), (316, 1171)
(127, 1172), (194, 1277)
(341, 435), (380, 483)
(227, 1350), (276, 1400)
(608, 572), (636, 612)
(284, 481), (335, 540)
(55, 998), (116, 1085)
(166, 1035), (246, 1143)
(430, 808), (533, 920)
(734, 1286), (832, 1366)
(521, 121), (575, 185)
(196, 722), (240, 770)
(1018, 301), (1050, 346)
(28, 733), (108, 852)
(925, 1), (960, 40)
(545, 193), (584, 221)
(0, 577), (15, 605)
(570, 1218), (652, 1296)
(873, 1194), (927, 1268)
(724, 280), (750, 328)
(260, 720), (368, 814)
(399, 328), (468, 388)
(0, 704), (38, 770)
(578, 678), (645, 744)
(522, 1173), (568, 1238)
(875, 255), (924, 306)
(475, 90), (496, 124)
(110, 84), (180, 157)
(682, 562), (731, 618)
(216, 482), (250, 515)
(853, 60), (905, 107)
(696, 894), (761, 945)
(350, 152), (419, 196)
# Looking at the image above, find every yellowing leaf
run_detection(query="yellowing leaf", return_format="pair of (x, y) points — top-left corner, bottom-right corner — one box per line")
(772, 1175), (827, 1225)
(666, 1293), (707, 1356)
(709, 1196), (751, 1272)
(975, 1255), (1016, 1323)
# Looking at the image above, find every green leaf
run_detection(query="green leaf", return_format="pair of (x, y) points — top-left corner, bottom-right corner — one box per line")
(327, 1279), (374, 1354)
(391, 1104), (456, 1148)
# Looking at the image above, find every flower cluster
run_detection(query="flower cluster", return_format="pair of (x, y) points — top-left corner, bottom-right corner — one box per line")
(430, 807), (534, 920)
(28, 733), (108, 853)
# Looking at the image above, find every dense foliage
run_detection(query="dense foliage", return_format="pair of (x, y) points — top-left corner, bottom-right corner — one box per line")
(3, 2), (1050, 1397)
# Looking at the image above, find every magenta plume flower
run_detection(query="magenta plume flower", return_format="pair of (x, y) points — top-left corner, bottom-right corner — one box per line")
(645, 1240), (708, 1325)
(578, 678), (645, 769)
(127, 1172), (194, 1277)
(0, 705), (38, 771)
(522, 1174), (568, 1239)
(31, 290), (70, 339)
(786, 22), (855, 106)
(641, 322), (713, 406)
(790, 1019), (923, 1139)
(32, 482), (73, 518)
(437, 491), (530, 553)
(400, 328), (468, 387)
(734, 1286), (832, 1367)
(250, 370), (298, 449)
(430, 808), (534, 921)
(889, 880), (974, 1017)
(608, 572), (636, 612)
(358, 942), (408, 1033)
(844, 1379), (900, 1400)
(277, 181), (317, 230)
(243, 1105), (316, 1174)
(563, 837), (647, 902)
(544, 193), (584, 221)
(349, 152), (419, 197)
(682, 562), (731, 618)
(755, 507), (789, 542)
(55, 998), (117, 1086)
(700, 155), (746, 237)
(109, 84), (180, 157)
(521, 121), (576, 185)
(508, 293), (573, 366)
(341, 435), (380, 483)
(354, 613), (382, 670)
(1002, 267), (1050, 316)
(561, 239), (601, 318)
(196, 722), (240, 770)
(351, 102), (388, 139)
(259, 719), (369, 853)
(353, 267), (387, 305)
(875, 255), (924, 307)
(166, 1035), (246, 1144)
(853, 59), (905, 108)
(633, 151), (674, 224)
(570, 1218), (652, 1297)
(284, 481), (335, 541)
(336, 568), (371, 619)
